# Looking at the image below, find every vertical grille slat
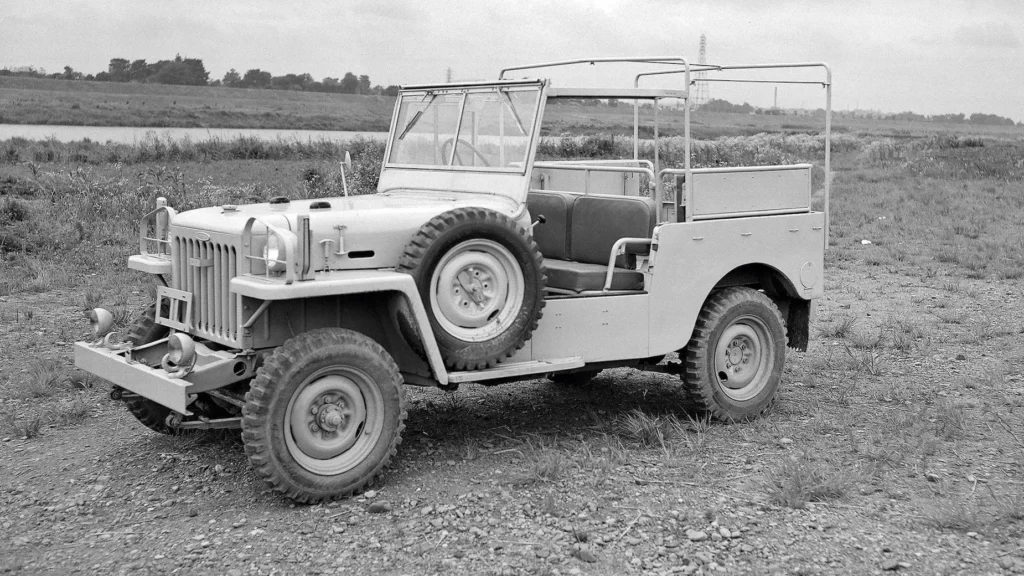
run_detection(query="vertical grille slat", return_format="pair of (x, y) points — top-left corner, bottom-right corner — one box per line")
(228, 246), (237, 340)
(168, 232), (240, 347)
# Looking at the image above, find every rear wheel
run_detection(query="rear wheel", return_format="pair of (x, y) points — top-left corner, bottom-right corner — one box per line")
(242, 328), (406, 502)
(682, 288), (786, 422)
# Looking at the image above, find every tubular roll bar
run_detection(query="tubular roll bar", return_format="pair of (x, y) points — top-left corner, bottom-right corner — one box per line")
(632, 62), (832, 248)
(500, 57), (832, 249)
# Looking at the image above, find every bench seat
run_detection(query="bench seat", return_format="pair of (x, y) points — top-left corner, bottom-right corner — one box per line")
(528, 190), (656, 294)
(543, 259), (644, 293)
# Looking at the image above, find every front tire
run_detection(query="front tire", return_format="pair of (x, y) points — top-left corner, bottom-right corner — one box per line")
(241, 328), (406, 502)
(121, 304), (176, 435)
(683, 288), (786, 422)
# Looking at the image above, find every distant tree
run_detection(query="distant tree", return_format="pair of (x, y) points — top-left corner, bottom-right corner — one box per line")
(382, 85), (400, 97)
(128, 59), (149, 82)
(701, 98), (754, 113)
(151, 60), (192, 85)
(968, 113), (1015, 126)
(94, 71), (110, 81)
(271, 72), (315, 90)
(891, 111), (927, 122)
(241, 68), (272, 88)
(358, 74), (371, 95)
(223, 69), (241, 87)
(341, 72), (359, 94)
(60, 65), (83, 80)
(607, 98), (619, 107)
(180, 57), (209, 85)
(108, 58), (130, 82)
(933, 113), (965, 123)
(322, 77), (341, 92)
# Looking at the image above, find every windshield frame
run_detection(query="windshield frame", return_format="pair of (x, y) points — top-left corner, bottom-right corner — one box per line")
(383, 80), (545, 175)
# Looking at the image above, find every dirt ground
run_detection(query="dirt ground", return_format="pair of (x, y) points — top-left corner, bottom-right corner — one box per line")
(2, 262), (1024, 575)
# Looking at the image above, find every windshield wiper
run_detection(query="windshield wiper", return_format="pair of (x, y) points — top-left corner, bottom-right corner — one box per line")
(398, 93), (438, 140)
(499, 90), (527, 135)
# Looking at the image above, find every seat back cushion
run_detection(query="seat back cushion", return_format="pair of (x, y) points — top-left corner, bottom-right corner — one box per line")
(526, 191), (574, 260)
(569, 195), (656, 264)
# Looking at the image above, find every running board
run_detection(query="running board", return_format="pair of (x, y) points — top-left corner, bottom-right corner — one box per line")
(448, 357), (585, 384)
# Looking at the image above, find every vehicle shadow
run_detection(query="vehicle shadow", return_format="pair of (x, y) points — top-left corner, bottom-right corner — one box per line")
(404, 366), (699, 443)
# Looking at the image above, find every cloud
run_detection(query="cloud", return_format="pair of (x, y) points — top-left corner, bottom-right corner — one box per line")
(913, 20), (1021, 49)
(953, 21), (1021, 48)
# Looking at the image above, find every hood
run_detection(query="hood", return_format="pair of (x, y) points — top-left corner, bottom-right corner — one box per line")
(170, 191), (521, 235)
(169, 191), (526, 271)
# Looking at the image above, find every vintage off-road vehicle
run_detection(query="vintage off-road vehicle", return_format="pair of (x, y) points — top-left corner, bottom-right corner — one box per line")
(75, 57), (833, 502)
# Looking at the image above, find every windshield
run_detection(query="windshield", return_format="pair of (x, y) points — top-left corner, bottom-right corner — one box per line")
(388, 85), (541, 171)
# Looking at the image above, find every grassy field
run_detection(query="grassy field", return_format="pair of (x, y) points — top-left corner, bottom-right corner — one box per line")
(5, 75), (1023, 141)
(1, 128), (1023, 572)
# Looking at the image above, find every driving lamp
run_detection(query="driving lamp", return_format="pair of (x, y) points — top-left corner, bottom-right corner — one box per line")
(263, 234), (287, 272)
(163, 333), (197, 369)
(88, 308), (114, 338)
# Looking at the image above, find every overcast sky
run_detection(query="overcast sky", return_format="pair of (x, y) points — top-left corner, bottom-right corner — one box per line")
(2, 0), (1022, 121)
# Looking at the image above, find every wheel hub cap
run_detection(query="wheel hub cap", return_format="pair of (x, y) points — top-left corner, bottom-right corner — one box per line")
(289, 375), (366, 460)
(713, 316), (774, 402)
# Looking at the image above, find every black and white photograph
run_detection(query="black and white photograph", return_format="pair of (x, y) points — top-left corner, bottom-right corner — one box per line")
(1, 1), (1022, 574)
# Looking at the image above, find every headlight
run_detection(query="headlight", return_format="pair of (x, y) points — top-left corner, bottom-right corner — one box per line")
(162, 333), (197, 373)
(263, 234), (287, 272)
(88, 308), (114, 338)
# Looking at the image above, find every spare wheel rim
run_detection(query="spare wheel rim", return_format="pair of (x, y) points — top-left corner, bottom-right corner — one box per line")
(429, 238), (525, 343)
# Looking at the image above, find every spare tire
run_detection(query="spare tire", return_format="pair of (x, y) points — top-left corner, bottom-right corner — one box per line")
(397, 207), (545, 371)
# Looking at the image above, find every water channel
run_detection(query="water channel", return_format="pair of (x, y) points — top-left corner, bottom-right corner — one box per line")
(0, 124), (387, 144)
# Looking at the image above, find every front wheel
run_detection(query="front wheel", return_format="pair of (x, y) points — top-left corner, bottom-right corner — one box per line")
(682, 288), (787, 422)
(242, 329), (406, 502)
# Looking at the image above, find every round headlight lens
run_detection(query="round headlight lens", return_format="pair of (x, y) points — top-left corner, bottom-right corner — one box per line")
(89, 308), (115, 337)
(166, 333), (196, 367)
(263, 234), (287, 272)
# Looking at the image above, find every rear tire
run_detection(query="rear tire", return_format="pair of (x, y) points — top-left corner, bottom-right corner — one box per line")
(682, 288), (786, 422)
(242, 328), (406, 502)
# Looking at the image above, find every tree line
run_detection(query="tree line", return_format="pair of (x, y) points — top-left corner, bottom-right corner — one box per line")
(0, 57), (1018, 124)
(0, 55), (399, 96)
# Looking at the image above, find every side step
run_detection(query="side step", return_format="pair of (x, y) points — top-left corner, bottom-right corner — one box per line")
(448, 357), (585, 384)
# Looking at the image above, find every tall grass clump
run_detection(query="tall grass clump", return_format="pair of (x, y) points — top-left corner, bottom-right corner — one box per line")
(7, 358), (72, 399)
(762, 452), (855, 508)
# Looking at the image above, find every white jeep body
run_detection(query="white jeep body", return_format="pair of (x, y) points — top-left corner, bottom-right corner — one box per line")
(74, 57), (831, 500)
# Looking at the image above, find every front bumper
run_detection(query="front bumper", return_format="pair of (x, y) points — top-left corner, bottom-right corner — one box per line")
(74, 338), (256, 415)
(74, 342), (190, 414)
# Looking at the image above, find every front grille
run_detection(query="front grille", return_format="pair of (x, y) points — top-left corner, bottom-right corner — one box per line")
(172, 234), (240, 347)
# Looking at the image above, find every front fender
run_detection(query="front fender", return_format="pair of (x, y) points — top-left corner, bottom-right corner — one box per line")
(230, 270), (448, 385)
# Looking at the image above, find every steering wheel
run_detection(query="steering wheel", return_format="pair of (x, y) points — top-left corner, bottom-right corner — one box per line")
(440, 138), (492, 167)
